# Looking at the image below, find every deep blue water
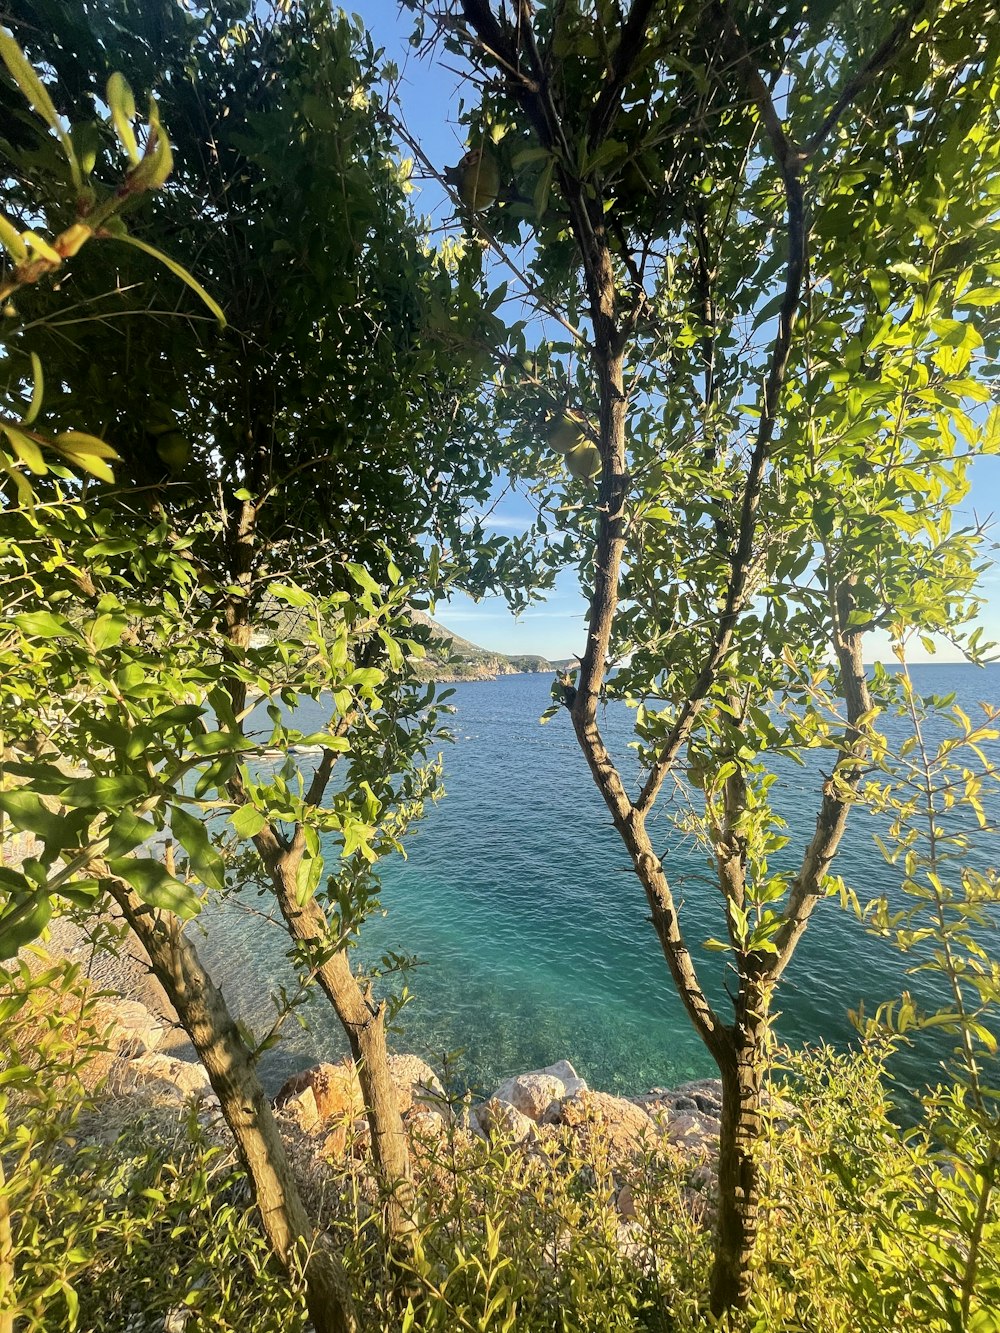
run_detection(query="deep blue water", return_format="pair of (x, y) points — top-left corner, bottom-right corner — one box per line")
(195, 665), (1000, 1099)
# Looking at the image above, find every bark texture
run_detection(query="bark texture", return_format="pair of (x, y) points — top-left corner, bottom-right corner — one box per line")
(710, 984), (769, 1317)
(105, 880), (356, 1333)
(253, 829), (415, 1240)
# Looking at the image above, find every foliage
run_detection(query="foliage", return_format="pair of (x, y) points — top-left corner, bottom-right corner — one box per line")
(6, 1024), (999, 1333)
(856, 667), (1000, 1328)
(416, 0), (1000, 1311)
(0, 955), (109, 1329)
(0, 495), (448, 1026)
(0, 0), (522, 596)
(0, 20), (221, 501)
(757, 1042), (1000, 1333)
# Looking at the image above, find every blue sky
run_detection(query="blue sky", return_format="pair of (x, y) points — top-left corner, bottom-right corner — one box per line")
(359, 1), (1000, 666)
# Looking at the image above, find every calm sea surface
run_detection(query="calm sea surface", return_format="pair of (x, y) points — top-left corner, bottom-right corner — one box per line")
(197, 664), (1000, 1098)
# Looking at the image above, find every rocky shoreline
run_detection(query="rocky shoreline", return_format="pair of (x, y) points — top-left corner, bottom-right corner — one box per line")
(93, 995), (731, 1231)
(47, 918), (794, 1234)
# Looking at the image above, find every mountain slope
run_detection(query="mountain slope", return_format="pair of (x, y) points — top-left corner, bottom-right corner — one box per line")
(409, 610), (552, 681)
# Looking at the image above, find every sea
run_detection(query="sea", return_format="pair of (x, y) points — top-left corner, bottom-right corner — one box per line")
(195, 665), (1000, 1101)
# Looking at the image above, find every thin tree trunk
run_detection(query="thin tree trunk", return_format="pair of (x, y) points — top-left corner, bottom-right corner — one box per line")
(105, 880), (356, 1333)
(0, 1159), (14, 1333)
(254, 832), (415, 1241)
(219, 493), (413, 1241)
(710, 982), (768, 1318)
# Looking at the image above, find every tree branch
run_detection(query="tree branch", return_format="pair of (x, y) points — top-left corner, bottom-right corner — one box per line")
(770, 585), (873, 978)
(587, 0), (659, 150)
(635, 27), (809, 817)
(803, 0), (932, 159)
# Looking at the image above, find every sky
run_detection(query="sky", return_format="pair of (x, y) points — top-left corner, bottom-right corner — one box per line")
(356, 1), (1000, 666)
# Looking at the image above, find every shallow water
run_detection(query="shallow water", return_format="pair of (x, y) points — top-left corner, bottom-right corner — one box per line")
(195, 664), (1000, 1098)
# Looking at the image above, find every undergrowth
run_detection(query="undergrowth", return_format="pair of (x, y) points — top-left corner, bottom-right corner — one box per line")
(1, 963), (998, 1331)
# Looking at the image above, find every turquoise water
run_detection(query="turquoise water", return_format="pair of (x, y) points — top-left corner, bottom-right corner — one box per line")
(196, 665), (1000, 1098)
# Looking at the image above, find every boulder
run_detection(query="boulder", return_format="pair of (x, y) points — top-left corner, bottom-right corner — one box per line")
(559, 1090), (657, 1162)
(139, 1053), (211, 1098)
(631, 1078), (723, 1126)
(274, 1060), (364, 1126)
(407, 1110), (449, 1139)
(474, 1098), (536, 1145)
(279, 1083), (321, 1135)
(388, 1053), (447, 1118)
(116, 1051), (210, 1103)
(663, 1111), (716, 1152)
(96, 998), (164, 1056)
(490, 1060), (587, 1123)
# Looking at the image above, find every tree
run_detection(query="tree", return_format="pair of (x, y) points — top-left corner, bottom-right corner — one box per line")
(421, 0), (1000, 1314)
(0, 1), (507, 1319)
(0, 0), (523, 1242)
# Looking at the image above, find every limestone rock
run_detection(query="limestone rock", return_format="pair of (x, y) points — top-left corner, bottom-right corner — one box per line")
(559, 1090), (657, 1162)
(616, 1182), (637, 1218)
(279, 1084), (321, 1135)
(664, 1111), (716, 1152)
(274, 1060), (364, 1126)
(116, 1051), (210, 1103)
(140, 1053), (211, 1098)
(474, 1098), (536, 1144)
(388, 1053), (447, 1118)
(491, 1059), (587, 1123)
(97, 998), (164, 1056)
(632, 1078), (723, 1127)
(407, 1109), (449, 1138)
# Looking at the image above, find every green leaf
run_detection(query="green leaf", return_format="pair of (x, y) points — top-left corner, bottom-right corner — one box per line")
(345, 562), (381, 596)
(110, 234), (226, 326)
(0, 888), (52, 959)
(62, 774), (148, 808)
(187, 731), (253, 756)
(14, 610), (78, 639)
(230, 804), (268, 839)
(24, 351), (43, 425)
(90, 612), (127, 650)
(0, 27), (80, 184)
(0, 789), (75, 851)
(266, 582), (313, 607)
(106, 809), (157, 858)
(106, 857), (201, 919)
(170, 804), (226, 892)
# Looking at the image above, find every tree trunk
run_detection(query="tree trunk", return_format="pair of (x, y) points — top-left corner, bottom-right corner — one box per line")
(0, 1160), (14, 1333)
(106, 881), (356, 1333)
(709, 986), (768, 1318)
(255, 833), (415, 1242)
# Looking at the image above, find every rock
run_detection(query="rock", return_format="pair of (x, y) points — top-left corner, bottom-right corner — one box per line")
(116, 1051), (211, 1104)
(664, 1111), (716, 1152)
(474, 1098), (536, 1145)
(674, 1079), (724, 1118)
(274, 1060), (364, 1125)
(279, 1084), (321, 1135)
(616, 1182), (637, 1218)
(560, 1091), (657, 1163)
(631, 1078), (724, 1125)
(140, 1053), (211, 1097)
(491, 1060), (587, 1123)
(407, 1110), (449, 1138)
(388, 1054), (447, 1118)
(96, 998), (164, 1056)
